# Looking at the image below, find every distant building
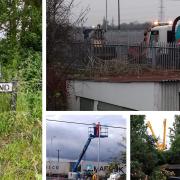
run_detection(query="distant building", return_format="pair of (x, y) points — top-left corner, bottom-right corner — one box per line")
(46, 159), (110, 176)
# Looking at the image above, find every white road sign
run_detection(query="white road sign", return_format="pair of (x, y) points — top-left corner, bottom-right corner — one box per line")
(0, 83), (13, 92)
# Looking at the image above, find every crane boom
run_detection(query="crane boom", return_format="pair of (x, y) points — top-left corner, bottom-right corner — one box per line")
(73, 136), (94, 172)
(147, 121), (160, 147)
(147, 120), (167, 150)
(162, 119), (167, 150)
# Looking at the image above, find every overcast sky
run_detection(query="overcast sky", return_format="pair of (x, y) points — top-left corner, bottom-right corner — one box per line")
(144, 113), (179, 149)
(46, 114), (127, 162)
(71, 0), (180, 25)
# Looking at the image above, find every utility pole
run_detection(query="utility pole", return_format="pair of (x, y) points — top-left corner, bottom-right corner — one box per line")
(118, 0), (120, 30)
(106, 0), (108, 31)
(51, 136), (56, 161)
(57, 149), (60, 162)
(159, 0), (164, 21)
(97, 122), (101, 180)
(50, 136), (56, 176)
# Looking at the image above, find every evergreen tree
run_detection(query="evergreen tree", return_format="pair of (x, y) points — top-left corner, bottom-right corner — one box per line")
(169, 115), (180, 164)
(131, 115), (170, 179)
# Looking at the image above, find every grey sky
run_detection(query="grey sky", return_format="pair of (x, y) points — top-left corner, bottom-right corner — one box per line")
(46, 114), (126, 162)
(72, 0), (180, 25)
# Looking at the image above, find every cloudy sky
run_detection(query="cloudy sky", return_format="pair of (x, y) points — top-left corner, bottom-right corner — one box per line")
(46, 113), (127, 162)
(71, 0), (180, 25)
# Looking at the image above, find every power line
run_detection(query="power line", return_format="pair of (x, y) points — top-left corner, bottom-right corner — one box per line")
(46, 119), (126, 129)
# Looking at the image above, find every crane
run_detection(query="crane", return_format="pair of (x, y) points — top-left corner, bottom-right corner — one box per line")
(147, 119), (167, 151)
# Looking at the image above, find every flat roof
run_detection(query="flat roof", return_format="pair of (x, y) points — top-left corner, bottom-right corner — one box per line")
(152, 25), (172, 31)
(69, 71), (180, 83)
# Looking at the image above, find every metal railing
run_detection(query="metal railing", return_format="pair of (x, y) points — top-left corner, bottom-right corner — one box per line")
(88, 127), (108, 137)
(68, 42), (180, 71)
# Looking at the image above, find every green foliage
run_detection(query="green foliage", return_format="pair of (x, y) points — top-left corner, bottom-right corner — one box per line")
(171, 135), (180, 152)
(131, 161), (146, 179)
(168, 115), (180, 164)
(0, 0), (42, 179)
(170, 115), (180, 142)
(149, 168), (174, 180)
(131, 116), (160, 175)
(149, 168), (166, 180)
(0, 112), (42, 179)
(130, 115), (171, 180)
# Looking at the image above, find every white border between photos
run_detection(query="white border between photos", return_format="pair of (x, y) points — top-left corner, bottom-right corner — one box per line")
(42, 0), (46, 178)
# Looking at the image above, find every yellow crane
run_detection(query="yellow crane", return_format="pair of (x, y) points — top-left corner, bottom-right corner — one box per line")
(147, 119), (167, 151)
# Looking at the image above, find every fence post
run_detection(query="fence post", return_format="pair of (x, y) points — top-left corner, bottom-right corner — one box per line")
(152, 44), (157, 69)
(11, 81), (17, 111)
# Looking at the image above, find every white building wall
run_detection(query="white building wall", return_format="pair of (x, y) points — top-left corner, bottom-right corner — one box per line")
(46, 160), (113, 175)
(154, 83), (162, 111)
(67, 80), (160, 111)
(46, 161), (71, 174)
(67, 80), (180, 111)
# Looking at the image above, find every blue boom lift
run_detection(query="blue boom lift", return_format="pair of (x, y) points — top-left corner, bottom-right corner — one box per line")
(72, 134), (95, 172)
(68, 123), (108, 179)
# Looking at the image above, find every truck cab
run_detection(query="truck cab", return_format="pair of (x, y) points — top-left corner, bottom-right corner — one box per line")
(149, 24), (173, 43)
(147, 19), (180, 44)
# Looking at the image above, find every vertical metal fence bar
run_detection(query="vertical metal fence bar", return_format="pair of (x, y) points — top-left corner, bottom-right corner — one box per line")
(69, 41), (179, 71)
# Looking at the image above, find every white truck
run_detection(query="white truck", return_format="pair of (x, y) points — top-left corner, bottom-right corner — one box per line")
(146, 16), (180, 44)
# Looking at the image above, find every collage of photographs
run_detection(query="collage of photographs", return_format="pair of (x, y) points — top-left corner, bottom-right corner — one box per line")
(0, 0), (180, 180)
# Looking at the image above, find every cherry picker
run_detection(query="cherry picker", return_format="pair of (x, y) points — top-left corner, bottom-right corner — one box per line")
(68, 123), (108, 179)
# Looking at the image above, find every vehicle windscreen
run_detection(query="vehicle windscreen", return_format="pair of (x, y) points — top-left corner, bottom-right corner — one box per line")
(150, 30), (159, 43)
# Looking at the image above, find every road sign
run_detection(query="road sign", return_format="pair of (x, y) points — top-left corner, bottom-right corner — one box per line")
(0, 82), (13, 92)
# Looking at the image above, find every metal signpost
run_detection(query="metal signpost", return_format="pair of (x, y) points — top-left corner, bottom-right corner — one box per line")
(0, 64), (17, 111)
(0, 64), (2, 78)
(0, 81), (17, 111)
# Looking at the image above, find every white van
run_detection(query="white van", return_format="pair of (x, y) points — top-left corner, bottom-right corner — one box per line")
(149, 24), (173, 43)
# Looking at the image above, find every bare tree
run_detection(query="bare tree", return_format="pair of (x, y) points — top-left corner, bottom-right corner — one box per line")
(47, 0), (89, 63)
(46, 0), (89, 110)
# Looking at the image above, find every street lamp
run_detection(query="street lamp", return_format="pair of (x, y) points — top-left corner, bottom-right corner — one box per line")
(51, 136), (56, 160)
(57, 149), (61, 162)
(50, 136), (56, 176)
